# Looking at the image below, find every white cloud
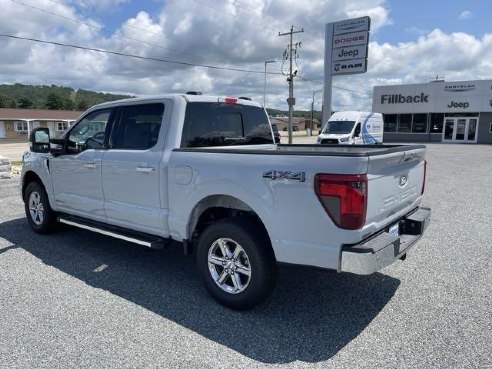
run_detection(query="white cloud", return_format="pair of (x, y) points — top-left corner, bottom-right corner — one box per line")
(0, 0), (491, 113)
(458, 10), (473, 20)
(74, 0), (130, 10)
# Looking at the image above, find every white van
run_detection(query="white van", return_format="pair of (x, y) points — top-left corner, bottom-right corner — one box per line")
(317, 111), (383, 145)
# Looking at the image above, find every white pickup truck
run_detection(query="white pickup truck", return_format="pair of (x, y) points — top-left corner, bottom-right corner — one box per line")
(22, 94), (430, 309)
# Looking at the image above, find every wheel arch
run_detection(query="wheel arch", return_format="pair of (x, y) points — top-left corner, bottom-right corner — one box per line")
(22, 170), (44, 201)
(187, 194), (272, 251)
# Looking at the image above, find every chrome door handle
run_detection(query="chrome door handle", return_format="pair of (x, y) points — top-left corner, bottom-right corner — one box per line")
(84, 162), (98, 169)
(136, 166), (156, 173)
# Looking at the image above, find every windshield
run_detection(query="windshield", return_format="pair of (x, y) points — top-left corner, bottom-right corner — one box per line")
(322, 120), (356, 134)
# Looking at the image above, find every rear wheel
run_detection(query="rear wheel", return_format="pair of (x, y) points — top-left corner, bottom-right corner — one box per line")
(196, 217), (277, 310)
(24, 181), (56, 234)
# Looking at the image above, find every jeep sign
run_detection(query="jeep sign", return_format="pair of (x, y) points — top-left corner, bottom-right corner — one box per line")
(332, 44), (368, 62)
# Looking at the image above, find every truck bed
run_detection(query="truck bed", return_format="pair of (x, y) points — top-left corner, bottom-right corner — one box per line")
(174, 144), (426, 157)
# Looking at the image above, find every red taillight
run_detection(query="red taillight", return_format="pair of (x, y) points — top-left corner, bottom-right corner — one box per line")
(421, 160), (427, 195)
(315, 173), (367, 230)
(225, 97), (237, 104)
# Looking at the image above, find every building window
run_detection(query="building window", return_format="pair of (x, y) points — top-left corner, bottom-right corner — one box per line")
(57, 122), (69, 131)
(15, 121), (28, 132)
(412, 113), (428, 133)
(383, 114), (397, 132)
(430, 113), (444, 133)
(398, 114), (412, 133)
(489, 122), (492, 134)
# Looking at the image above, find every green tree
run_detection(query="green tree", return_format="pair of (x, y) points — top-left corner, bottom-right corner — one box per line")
(18, 97), (33, 109)
(76, 100), (89, 111)
(63, 98), (74, 110)
(45, 92), (64, 110)
(0, 94), (17, 108)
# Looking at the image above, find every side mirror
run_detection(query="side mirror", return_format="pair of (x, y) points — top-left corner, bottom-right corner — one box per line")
(29, 128), (50, 153)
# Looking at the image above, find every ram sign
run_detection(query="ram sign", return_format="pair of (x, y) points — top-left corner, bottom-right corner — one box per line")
(331, 58), (367, 75)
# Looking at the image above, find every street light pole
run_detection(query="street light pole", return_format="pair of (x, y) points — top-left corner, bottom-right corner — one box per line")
(263, 60), (275, 107)
(311, 88), (323, 134)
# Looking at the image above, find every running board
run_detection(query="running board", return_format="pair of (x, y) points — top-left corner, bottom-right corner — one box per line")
(58, 216), (170, 249)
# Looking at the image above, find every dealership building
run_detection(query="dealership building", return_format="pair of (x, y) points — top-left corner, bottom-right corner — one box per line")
(372, 79), (492, 144)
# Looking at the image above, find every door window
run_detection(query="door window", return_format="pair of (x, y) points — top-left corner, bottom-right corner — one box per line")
(455, 119), (466, 140)
(67, 109), (112, 153)
(467, 119), (477, 141)
(112, 104), (164, 150)
(354, 123), (361, 137)
(444, 119), (454, 140)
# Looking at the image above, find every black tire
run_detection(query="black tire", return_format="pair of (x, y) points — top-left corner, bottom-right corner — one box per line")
(196, 217), (277, 310)
(24, 181), (56, 234)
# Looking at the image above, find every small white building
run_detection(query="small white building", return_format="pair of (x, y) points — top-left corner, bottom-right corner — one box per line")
(0, 108), (83, 140)
(372, 79), (492, 144)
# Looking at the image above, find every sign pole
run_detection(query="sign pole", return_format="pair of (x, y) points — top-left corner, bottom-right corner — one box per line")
(322, 23), (334, 128)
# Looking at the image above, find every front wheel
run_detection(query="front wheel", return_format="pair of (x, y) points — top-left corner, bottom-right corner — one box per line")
(196, 217), (277, 310)
(24, 181), (56, 234)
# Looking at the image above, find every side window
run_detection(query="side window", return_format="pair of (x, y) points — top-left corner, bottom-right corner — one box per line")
(112, 103), (164, 150)
(354, 123), (361, 136)
(67, 109), (112, 153)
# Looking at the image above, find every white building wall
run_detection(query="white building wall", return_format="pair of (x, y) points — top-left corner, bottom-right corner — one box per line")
(373, 80), (492, 114)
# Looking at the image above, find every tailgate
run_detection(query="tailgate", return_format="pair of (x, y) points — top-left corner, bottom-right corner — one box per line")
(365, 147), (426, 229)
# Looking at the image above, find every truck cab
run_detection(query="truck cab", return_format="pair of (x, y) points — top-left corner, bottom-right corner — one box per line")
(318, 111), (383, 145)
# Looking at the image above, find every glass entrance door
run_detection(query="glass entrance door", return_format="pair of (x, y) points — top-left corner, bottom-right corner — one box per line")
(467, 119), (478, 141)
(442, 117), (478, 143)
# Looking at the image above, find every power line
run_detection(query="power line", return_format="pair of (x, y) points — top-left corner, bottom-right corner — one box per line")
(219, 0), (288, 30)
(333, 85), (372, 96)
(297, 76), (372, 96)
(0, 33), (283, 75)
(9, 0), (228, 66)
(191, 0), (281, 35)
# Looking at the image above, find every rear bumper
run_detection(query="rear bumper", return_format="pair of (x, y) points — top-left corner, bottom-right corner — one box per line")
(340, 206), (431, 275)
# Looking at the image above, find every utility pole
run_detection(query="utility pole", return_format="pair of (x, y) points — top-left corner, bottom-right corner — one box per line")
(279, 25), (304, 144)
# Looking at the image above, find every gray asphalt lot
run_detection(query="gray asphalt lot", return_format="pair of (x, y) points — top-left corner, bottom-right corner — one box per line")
(0, 144), (491, 368)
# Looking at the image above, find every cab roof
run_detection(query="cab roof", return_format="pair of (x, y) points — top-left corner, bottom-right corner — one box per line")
(90, 94), (262, 110)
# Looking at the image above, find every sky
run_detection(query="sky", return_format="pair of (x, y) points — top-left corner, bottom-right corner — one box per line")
(0, 0), (491, 112)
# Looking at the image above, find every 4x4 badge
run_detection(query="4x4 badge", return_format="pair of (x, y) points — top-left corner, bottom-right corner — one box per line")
(399, 175), (408, 187)
(263, 170), (306, 182)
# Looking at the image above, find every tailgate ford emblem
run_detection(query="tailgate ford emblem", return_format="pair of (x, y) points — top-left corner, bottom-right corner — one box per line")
(399, 175), (408, 187)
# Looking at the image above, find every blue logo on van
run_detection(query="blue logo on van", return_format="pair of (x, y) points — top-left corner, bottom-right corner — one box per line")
(361, 113), (378, 144)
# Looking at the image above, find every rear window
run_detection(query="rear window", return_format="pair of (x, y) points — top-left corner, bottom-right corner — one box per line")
(181, 102), (273, 148)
